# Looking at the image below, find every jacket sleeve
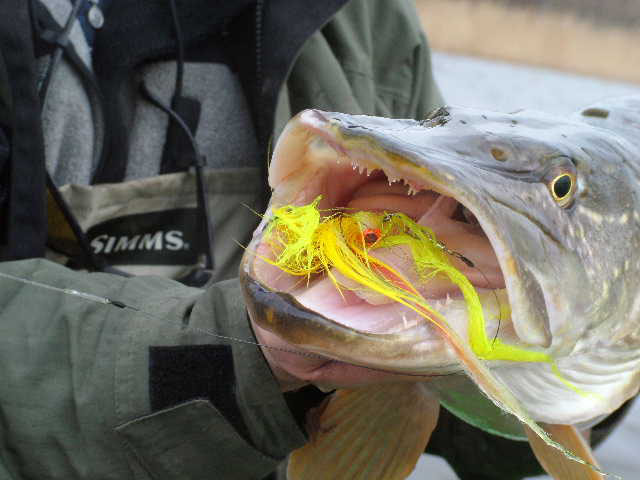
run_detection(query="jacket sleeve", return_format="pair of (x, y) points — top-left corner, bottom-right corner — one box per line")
(281, 0), (444, 130)
(379, 0), (445, 120)
(0, 258), (306, 479)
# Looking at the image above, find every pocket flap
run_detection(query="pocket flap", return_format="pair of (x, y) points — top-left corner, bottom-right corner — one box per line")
(115, 400), (278, 479)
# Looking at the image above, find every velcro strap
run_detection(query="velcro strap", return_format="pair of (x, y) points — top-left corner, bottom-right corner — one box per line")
(149, 344), (250, 440)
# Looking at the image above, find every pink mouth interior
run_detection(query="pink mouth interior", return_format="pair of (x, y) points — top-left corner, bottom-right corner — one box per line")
(252, 164), (505, 334)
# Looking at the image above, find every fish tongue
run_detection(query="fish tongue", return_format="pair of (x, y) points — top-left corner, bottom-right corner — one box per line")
(288, 384), (440, 480)
(417, 195), (459, 233)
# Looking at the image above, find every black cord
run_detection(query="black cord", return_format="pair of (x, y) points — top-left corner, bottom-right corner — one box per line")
(140, 83), (216, 272)
(164, 0), (216, 274)
(37, 0), (109, 272)
(141, 85), (200, 158)
(39, 0), (84, 107)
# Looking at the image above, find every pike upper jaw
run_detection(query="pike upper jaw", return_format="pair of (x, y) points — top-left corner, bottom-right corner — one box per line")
(243, 110), (525, 371)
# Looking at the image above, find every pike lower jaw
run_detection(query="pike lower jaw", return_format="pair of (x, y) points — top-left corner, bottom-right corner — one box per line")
(241, 110), (544, 373)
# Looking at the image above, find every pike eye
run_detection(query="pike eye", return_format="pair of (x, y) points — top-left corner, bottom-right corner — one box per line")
(549, 173), (575, 206)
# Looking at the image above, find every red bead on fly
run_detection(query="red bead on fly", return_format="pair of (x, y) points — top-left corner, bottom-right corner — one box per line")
(362, 228), (382, 246)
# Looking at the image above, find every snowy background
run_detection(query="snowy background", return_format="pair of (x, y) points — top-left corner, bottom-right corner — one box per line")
(409, 51), (640, 480)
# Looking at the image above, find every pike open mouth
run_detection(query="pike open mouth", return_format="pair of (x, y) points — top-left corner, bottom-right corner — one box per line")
(241, 110), (529, 372)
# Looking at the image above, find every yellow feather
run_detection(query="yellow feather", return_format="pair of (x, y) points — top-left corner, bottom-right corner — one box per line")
(263, 197), (551, 364)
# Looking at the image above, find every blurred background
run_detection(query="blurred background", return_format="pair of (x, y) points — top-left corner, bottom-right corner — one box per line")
(419, 0), (640, 83)
(409, 1), (640, 478)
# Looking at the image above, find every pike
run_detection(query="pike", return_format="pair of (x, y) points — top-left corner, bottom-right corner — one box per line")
(240, 96), (640, 479)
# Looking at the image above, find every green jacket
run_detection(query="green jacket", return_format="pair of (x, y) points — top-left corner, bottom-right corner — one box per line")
(0, 1), (443, 479)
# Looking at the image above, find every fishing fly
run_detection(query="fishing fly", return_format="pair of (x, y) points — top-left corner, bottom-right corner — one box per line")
(260, 197), (556, 362)
(255, 197), (594, 399)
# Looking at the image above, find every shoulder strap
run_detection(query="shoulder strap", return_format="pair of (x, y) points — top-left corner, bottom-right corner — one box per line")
(0, 0), (47, 261)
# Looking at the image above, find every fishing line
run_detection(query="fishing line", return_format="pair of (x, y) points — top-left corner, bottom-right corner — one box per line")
(0, 270), (456, 380)
(0, 272), (608, 475)
(423, 236), (504, 346)
(424, 245), (503, 346)
(417, 238), (505, 346)
(416, 215), (504, 346)
(472, 265), (503, 346)
(379, 210), (505, 347)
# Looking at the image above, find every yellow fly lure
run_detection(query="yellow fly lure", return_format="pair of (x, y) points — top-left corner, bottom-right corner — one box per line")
(261, 197), (596, 398)
(261, 196), (553, 365)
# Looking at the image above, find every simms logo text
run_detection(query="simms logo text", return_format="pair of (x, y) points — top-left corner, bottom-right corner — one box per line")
(90, 231), (188, 254)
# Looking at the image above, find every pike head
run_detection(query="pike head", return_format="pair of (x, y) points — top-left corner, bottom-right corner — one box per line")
(241, 97), (640, 426)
